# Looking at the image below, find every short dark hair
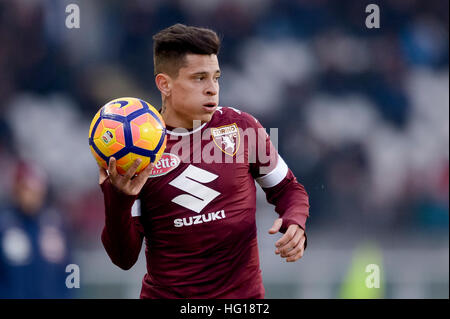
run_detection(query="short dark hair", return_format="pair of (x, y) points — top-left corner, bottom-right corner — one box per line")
(153, 23), (221, 77)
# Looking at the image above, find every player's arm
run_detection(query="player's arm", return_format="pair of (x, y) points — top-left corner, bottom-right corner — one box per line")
(247, 114), (310, 262)
(261, 164), (309, 262)
(99, 158), (152, 270)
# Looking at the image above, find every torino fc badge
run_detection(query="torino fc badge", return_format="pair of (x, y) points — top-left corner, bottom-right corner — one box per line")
(211, 123), (240, 156)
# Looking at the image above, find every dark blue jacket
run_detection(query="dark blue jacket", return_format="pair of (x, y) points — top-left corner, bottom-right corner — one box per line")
(0, 205), (73, 298)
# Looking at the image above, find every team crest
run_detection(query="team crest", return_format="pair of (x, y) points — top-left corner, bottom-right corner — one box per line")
(211, 123), (240, 156)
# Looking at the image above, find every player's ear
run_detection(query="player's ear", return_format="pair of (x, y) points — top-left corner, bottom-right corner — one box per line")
(155, 73), (171, 97)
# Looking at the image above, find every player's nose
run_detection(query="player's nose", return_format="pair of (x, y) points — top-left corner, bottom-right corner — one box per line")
(205, 80), (218, 96)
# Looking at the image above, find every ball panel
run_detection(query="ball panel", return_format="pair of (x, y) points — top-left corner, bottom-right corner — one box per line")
(93, 121), (105, 140)
(108, 140), (125, 154)
(102, 119), (123, 130)
(103, 97), (146, 117)
(122, 102), (144, 116)
(115, 153), (133, 175)
(130, 121), (141, 143)
(104, 102), (126, 116)
(131, 114), (165, 151)
(138, 112), (162, 129)
(115, 125), (126, 146)
(131, 113), (150, 126)
(115, 152), (150, 175)
(94, 124), (125, 157)
(137, 123), (160, 150)
(134, 139), (153, 151)
(132, 153), (151, 174)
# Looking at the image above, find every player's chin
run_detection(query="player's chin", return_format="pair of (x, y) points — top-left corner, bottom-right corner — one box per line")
(199, 111), (215, 122)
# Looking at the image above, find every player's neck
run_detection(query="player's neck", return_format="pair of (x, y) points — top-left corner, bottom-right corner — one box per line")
(161, 106), (203, 130)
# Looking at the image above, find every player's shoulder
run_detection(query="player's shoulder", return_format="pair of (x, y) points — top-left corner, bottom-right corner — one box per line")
(212, 106), (260, 128)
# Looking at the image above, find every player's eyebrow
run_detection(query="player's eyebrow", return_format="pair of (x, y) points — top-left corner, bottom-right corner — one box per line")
(190, 70), (221, 76)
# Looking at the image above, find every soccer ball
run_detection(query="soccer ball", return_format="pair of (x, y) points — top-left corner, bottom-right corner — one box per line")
(88, 97), (167, 175)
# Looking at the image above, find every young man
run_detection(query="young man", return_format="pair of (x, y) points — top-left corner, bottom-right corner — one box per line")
(99, 24), (310, 298)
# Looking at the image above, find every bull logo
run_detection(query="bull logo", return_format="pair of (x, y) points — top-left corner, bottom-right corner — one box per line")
(211, 123), (240, 156)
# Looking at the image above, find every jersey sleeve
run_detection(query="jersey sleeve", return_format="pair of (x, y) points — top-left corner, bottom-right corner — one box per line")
(100, 178), (144, 270)
(244, 112), (310, 241)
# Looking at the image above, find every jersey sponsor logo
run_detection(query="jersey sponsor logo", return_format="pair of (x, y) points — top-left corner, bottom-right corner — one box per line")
(174, 210), (226, 227)
(211, 123), (240, 156)
(149, 153), (180, 177)
(169, 165), (220, 213)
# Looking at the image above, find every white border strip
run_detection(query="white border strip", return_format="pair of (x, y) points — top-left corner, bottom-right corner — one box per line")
(166, 122), (207, 136)
(131, 199), (141, 217)
(255, 155), (288, 188)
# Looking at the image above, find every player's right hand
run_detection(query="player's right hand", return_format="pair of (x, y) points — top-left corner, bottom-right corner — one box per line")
(98, 157), (153, 196)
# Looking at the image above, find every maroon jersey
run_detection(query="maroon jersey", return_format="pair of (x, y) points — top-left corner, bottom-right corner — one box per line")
(100, 106), (310, 298)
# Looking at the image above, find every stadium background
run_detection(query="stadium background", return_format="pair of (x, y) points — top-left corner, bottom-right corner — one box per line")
(0, 0), (448, 298)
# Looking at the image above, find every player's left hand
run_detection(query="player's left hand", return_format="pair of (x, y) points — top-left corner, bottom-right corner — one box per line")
(268, 218), (306, 262)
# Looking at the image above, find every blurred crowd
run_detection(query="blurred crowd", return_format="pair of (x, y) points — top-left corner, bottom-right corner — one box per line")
(0, 0), (448, 296)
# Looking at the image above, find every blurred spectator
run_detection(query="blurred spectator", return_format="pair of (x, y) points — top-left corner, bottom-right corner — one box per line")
(0, 161), (73, 298)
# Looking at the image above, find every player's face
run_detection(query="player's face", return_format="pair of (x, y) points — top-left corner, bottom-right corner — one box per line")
(14, 179), (47, 215)
(169, 54), (220, 128)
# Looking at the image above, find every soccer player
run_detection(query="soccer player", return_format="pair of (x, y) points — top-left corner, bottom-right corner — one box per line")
(99, 24), (310, 298)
